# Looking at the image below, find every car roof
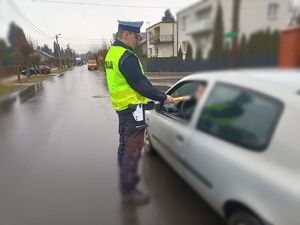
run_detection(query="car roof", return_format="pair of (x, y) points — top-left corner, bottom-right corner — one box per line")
(183, 68), (300, 97)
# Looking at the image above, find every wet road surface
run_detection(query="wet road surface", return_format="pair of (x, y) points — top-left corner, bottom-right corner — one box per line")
(0, 66), (225, 225)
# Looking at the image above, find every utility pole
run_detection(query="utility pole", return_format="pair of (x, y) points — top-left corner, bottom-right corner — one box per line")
(230, 0), (241, 68)
(56, 34), (62, 68)
(67, 43), (72, 67)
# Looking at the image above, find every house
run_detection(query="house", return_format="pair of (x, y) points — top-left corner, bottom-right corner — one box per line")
(140, 33), (147, 57)
(135, 32), (147, 57)
(31, 50), (55, 64)
(146, 21), (178, 58)
(177, 0), (291, 59)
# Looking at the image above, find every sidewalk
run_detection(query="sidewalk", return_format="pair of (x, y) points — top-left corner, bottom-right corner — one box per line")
(0, 75), (28, 84)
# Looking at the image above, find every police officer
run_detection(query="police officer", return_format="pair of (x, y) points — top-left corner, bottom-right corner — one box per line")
(105, 20), (175, 204)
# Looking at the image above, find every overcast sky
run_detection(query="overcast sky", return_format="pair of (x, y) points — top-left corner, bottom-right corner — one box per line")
(0, 0), (199, 53)
(1, 0), (299, 54)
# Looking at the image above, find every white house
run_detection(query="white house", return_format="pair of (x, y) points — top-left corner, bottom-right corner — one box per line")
(177, 0), (291, 59)
(139, 32), (147, 57)
(146, 21), (178, 58)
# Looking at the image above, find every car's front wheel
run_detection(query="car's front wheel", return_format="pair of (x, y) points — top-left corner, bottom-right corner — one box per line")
(143, 128), (156, 155)
(228, 211), (264, 225)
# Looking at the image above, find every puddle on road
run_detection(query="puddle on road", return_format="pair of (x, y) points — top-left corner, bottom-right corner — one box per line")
(19, 83), (44, 104)
(0, 82), (45, 114)
(0, 95), (17, 114)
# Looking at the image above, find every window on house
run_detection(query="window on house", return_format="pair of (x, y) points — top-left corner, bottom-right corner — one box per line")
(268, 3), (279, 20)
(182, 17), (186, 31)
(182, 41), (188, 53)
(196, 6), (212, 21)
(182, 16), (190, 31)
(148, 31), (153, 37)
(155, 47), (159, 56)
(149, 48), (152, 56)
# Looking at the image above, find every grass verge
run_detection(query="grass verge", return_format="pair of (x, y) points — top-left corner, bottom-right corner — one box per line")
(11, 74), (52, 84)
(51, 67), (69, 74)
(0, 83), (22, 96)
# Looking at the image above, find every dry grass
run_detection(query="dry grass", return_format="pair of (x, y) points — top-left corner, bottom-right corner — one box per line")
(0, 83), (21, 96)
(12, 74), (52, 84)
(0, 67), (70, 96)
(51, 67), (69, 74)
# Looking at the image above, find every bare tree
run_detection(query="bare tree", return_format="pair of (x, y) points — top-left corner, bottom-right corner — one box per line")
(8, 23), (33, 80)
(30, 54), (41, 76)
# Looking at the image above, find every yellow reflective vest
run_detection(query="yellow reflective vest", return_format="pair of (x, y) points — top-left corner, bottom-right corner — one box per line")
(105, 46), (148, 111)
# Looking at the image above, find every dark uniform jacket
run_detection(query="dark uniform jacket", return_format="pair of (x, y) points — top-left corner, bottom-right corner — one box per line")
(114, 40), (167, 104)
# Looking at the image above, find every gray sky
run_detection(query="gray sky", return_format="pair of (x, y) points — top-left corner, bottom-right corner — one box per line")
(0, 0), (199, 53)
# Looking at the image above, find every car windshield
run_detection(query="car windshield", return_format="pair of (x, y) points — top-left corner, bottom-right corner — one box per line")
(88, 60), (96, 64)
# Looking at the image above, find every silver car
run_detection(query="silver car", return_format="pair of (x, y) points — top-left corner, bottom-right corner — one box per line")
(144, 69), (300, 225)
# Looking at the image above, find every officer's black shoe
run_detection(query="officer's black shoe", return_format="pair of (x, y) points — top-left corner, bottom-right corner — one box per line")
(122, 189), (150, 205)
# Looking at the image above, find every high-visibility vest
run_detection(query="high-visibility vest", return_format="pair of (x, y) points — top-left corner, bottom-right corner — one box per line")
(105, 46), (148, 111)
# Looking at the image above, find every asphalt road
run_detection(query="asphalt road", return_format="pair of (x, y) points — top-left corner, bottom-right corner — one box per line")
(0, 66), (225, 225)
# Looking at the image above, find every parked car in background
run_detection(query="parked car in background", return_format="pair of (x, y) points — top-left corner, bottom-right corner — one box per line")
(38, 65), (51, 74)
(87, 60), (97, 71)
(21, 65), (51, 76)
(145, 69), (300, 225)
(21, 67), (35, 76)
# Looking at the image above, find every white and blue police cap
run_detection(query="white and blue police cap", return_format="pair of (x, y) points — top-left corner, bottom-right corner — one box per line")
(118, 20), (144, 33)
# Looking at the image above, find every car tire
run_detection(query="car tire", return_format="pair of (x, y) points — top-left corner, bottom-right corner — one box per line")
(228, 211), (264, 225)
(144, 128), (156, 155)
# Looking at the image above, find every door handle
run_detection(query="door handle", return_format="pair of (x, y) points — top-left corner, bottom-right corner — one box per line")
(176, 134), (184, 142)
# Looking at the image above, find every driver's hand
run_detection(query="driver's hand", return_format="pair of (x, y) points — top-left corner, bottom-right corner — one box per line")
(164, 95), (176, 104)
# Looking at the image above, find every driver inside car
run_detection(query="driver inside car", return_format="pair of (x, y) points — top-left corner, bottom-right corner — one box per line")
(164, 84), (206, 120)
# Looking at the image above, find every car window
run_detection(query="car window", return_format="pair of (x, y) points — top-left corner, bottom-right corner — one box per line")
(161, 81), (207, 122)
(170, 82), (201, 98)
(196, 82), (283, 151)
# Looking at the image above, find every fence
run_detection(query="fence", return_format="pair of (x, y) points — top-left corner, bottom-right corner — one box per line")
(0, 65), (19, 78)
(141, 54), (278, 72)
(279, 26), (300, 68)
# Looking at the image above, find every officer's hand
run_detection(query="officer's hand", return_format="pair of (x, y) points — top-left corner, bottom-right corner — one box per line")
(164, 95), (176, 104)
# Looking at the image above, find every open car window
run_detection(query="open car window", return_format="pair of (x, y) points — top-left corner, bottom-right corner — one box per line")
(161, 81), (207, 122)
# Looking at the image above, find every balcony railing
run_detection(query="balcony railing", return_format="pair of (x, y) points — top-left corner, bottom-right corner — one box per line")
(149, 35), (174, 44)
(186, 18), (213, 35)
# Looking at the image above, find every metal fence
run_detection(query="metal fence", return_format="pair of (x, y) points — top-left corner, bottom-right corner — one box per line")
(141, 54), (278, 72)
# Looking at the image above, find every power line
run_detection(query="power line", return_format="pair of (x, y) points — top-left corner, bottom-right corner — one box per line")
(61, 37), (109, 41)
(33, 0), (177, 9)
(7, 0), (53, 39)
(6, 1), (108, 45)
(35, 37), (55, 42)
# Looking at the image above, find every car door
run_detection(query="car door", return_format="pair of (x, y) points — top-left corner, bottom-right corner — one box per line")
(185, 82), (284, 210)
(149, 80), (208, 178)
